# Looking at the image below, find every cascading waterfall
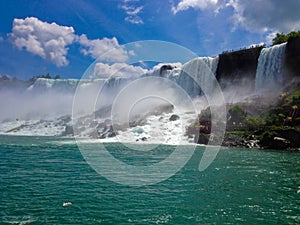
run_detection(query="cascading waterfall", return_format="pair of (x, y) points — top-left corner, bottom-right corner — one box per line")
(27, 78), (79, 92)
(28, 57), (220, 98)
(104, 77), (128, 90)
(175, 56), (219, 97)
(255, 43), (287, 93)
(27, 77), (129, 94)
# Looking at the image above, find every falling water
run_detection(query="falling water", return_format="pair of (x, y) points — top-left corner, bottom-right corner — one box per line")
(255, 43), (287, 93)
(175, 56), (219, 97)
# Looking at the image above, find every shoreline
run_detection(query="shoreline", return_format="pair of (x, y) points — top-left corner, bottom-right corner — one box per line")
(1, 133), (299, 151)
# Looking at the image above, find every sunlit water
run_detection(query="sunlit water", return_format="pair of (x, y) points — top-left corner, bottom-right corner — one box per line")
(1, 135), (299, 224)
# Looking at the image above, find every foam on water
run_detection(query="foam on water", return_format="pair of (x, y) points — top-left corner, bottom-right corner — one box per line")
(116, 111), (195, 145)
(2, 216), (36, 225)
(0, 119), (68, 136)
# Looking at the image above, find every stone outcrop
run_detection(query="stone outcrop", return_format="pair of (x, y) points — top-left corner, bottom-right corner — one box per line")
(216, 46), (263, 94)
(215, 38), (300, 94)
(285, 37), (300, 80)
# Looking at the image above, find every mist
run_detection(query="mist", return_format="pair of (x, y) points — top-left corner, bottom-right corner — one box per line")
(0, 88), (74, 121)
(72, 75), (199, 124)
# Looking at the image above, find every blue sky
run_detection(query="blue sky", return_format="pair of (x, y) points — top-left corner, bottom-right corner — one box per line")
(0, 0), (299, 80)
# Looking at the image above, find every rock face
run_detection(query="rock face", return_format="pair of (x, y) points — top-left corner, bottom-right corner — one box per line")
(259, 128), (300, 150)
(160, 65), (175, 77)
(215, 38), (300, 94)
(216, 46), (264, 94)
(285, 37), (300, 80)
(195, 133), (209, 145)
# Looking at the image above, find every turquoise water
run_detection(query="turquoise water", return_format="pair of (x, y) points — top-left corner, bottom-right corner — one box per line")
(0, 135), (299, 224)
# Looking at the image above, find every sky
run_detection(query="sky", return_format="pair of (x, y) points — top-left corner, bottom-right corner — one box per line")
(0, 0), (300, 80)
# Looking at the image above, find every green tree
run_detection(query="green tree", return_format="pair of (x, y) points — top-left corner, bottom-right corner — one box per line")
(272, 30), (300, 46)
(228, 105), (247, 125)
(272, 33), (288, 45)
(246, 116), (263, 127)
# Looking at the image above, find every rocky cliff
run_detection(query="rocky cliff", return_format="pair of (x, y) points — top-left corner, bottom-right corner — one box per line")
(216, 46), (263, 94)
(285, 37), (300, 81)
(215, 38), (300, 94)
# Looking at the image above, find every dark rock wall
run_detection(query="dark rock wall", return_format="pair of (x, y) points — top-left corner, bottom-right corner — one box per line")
(215, 38), (300, 94)
(216, 46), (263, 94)
(285, 37), (300, 81)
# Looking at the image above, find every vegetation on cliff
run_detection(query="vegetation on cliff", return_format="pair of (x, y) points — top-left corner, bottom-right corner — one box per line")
(187, 90), (300, 150)
(272, 30), (300, 46)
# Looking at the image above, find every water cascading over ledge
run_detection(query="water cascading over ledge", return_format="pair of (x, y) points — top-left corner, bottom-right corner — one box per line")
(175, 57), (219, 97)
(26, 39), (300, 99)
(255, 43), (287, 93)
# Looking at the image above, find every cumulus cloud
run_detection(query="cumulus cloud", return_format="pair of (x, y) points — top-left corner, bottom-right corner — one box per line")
(9, 17), (75, 67)
(78, 34), (130, 62)
(265, 31), (278, 45)
(172, 0), (219, 14)
(120, 0), (144, 24)
(93, 62), (147, 78)
(173, 0), (300, 34)
(227, 0), (300, 33)
(9, 17), (132, 65)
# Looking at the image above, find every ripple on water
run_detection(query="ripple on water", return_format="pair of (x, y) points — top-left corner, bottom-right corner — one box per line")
(0, 136), (300, 224)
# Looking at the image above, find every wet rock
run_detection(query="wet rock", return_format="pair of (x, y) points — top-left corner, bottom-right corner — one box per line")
(136, 137), (147, 142)
(169, 114), (180, 121)
(98, 125), (117, 139)
(195, 133), (209, 145)
(129, 118), (146, 127)
(62, 125), (73, 136)
(272, 137), (291, 149)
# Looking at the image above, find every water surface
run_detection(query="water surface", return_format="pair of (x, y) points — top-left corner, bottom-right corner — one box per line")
(1, 135), (299, 224)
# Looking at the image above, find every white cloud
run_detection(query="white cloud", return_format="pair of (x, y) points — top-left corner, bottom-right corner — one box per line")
(78, 34), (129, 62)
(125, 16), (144, 25)
(226, 0), (300, 33)
(172, 0), (219, 14)
(93, 62), (148, 78)
(123, 0), (140, 2)
(265, 31), (278, 45)
(173, 0), (300, 44)
(9, 17), (133, 65)
(122, 5), (143, 15)
(9, 17), (75, 67)
(120, 0), (144, 24)
(247, 42), (265, 48)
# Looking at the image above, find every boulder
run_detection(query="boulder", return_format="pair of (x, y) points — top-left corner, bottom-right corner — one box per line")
(169, 114), (180, 121)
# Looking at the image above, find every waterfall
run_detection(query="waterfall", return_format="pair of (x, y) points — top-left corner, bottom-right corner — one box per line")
(255, 43), (286, 93)
(28, 57), (220, 98)
(105, 77), (128, 90)
(27, 78), (79, 92)
(175, 56), (219, 97)
(27, 77), (130, 94)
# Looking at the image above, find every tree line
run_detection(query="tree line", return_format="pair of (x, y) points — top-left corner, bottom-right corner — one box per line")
(272, 30), (300, 46)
